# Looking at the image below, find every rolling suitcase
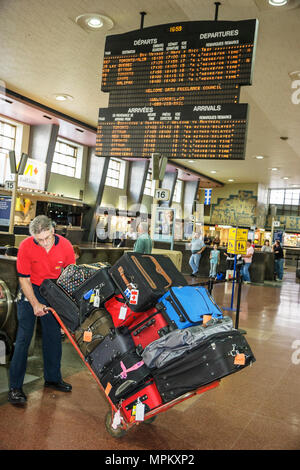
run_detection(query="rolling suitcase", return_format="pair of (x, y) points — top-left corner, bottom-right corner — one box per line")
(39, 279), (83, 332)
(142, 316), (233, 369)
(109, 252), (187, 312)
(87, 326), (135, 376)
(128, 308), (171, 351)
(99, 349), (151, 404)
(152, 330), (256, 403)
(104, 294), (138, 328)
(73, 266), (117, 308)
(158, 286), (223, 330)
(74, 308), (114, 357)
(120, 380), (163, 422)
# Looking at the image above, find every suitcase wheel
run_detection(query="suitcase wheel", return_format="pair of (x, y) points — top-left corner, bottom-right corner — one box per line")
(105, 411), (127, 438)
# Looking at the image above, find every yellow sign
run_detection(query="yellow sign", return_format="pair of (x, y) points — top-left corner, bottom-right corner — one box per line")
(227, 228), (248, 255)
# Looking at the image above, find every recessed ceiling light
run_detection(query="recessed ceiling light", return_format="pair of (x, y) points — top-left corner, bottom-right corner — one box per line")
(255, 155), (264, 159)
(228, 179), (234, 182)
(282, 176), (289, 180)
(54, 94), (74, 101)
(188, 160), (194, 163)
(269, 0), (287, 6)
(210, 170), (217, 174)
(87, 17), (103, 28)
(75, 13), (114, 32)
(271, 167), (278, 171)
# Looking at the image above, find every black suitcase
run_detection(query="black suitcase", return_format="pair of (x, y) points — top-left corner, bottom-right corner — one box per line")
(39, 279), (83, 332)
(152, 330), (256, 403)
(73, 266), (118, 309)
(87, 326), (135, 376)
(109, 252), (187, 312)
(98, 349), (151, 404)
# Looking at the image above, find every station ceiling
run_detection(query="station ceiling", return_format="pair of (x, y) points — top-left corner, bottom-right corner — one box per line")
(0, 0), (300, 188)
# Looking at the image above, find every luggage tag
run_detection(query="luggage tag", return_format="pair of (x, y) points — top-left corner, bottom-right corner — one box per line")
(83, 330), (93, 342)
(93, 289), (100, 308)
(234, 353), (246, 365)
(119, 305), (128, 320)
(83, 289), (93, 301)
(124, 288), (131, 299)
(135, 398), (145, 421)
(129, 289), (139, 306)
(112, 409), (122, 429)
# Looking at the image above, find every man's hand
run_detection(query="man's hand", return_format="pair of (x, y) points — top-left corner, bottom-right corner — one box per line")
(33, 302), (49, 317)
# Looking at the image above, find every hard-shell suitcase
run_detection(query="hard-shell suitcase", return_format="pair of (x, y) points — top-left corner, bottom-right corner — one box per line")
(73, 266), (117, 308)
(87, 326), (135, 376)
(142, 316), (233, 369)
(152, 330), (256, 403)
(158, 286), (223, 330)
(104, 294), (139, 328)
(74, 308), (114, 357)
(99, 349), (151, 404)
(120, 380), (163, 422)
(39, 279), (83, 332)
(128, 308), (171, 351)
(109, 252), (187, 312)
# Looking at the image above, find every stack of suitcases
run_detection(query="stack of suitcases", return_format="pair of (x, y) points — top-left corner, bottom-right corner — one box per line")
(40, 252), (255, 424)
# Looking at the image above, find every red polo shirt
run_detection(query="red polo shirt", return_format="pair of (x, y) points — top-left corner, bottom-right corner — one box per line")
(17, 234), (76, 286)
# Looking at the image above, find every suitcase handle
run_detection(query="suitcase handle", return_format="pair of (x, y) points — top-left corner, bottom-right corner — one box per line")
(142, 255), (172, 289)
(118, 266), (133, 289)
(131, 256), (157, 290)
(133, 318), (156, 336)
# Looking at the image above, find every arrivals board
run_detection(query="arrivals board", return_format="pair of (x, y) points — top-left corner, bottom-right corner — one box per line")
(96, 104), (248, 160)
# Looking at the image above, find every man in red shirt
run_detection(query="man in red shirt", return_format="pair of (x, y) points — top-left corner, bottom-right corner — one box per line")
(8, 215), (76, 405)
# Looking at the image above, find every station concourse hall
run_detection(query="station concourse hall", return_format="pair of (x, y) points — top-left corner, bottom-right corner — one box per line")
(0, 0), (300, 453)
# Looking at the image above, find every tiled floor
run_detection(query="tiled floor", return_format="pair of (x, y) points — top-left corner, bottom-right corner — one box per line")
(0, 269), (299, 450)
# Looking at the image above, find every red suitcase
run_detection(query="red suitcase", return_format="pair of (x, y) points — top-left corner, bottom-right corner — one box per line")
(120, 380), (163, 422)
(128, 308), (171, 351)
(104, 294), (138, 328)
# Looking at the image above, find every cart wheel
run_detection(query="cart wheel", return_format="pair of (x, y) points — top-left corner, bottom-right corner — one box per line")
(105, 411), (127, 438)
(144, 415), (157, 424)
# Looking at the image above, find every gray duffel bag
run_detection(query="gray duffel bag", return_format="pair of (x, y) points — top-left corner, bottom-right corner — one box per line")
(142, 316), (234, 369)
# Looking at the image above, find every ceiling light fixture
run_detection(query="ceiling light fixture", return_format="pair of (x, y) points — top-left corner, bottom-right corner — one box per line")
(282, 176), (289, 180)
(255, 155), (264, 159)
(75, 13), (114, 32)
(271, 167), (278, 171)
(269, 0), (287, 6)
(210, 170), (217, 174)
(228, 179), (234, 182)
(54, 94), (74, 102)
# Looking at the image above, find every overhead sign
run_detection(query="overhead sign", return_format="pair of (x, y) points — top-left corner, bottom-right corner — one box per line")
(5, 157), (46, 191)
(227, 227), (248, 255)
(154, 188), (170, 201)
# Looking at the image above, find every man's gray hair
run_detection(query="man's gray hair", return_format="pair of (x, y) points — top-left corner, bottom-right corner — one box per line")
(29, 215), (54, 236)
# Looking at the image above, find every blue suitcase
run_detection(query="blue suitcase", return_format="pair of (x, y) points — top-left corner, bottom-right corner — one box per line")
(158, 286), (223, 330)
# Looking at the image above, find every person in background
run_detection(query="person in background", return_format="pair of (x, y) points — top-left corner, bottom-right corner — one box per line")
(189, 232), (206, 277)
(133, 222), (152, 254)
(213, 235), (220, 246)
(204, 232), (212, 246)
(73, 245), (81, 262)
(261, 240), (272, 253)
(8, 215), (75, 405)
(241, 239), (254, 284)
(273, 239), (284, 281)
(209, 243), (220, 278)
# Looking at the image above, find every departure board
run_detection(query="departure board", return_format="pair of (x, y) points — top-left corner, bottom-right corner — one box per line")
(102, 20), (258, 92)
(96, 104), (248, 160)
(96, 19), (258, 160)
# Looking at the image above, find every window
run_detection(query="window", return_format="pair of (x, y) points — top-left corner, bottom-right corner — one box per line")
(173, 179), (183, 203)
(51, 139), (83, 178)
(268, 188), (300, 216)
(144, 171), (155, 196)
(105, 158), (126, 189)
(0, 119), (17, 184)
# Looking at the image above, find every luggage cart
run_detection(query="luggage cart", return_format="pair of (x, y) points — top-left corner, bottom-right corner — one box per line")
(47, 307), (220, 438)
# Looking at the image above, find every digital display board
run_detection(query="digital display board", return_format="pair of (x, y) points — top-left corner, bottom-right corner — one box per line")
(97, 20), (258, 160)
(102, 20), (257, 92)
(96, 104), (248, 160)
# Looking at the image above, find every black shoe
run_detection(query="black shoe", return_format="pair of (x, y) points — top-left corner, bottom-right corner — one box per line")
(44, 380), (72, 392)
(8, 388), (27, 405)
(191, 273), (196, 277)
